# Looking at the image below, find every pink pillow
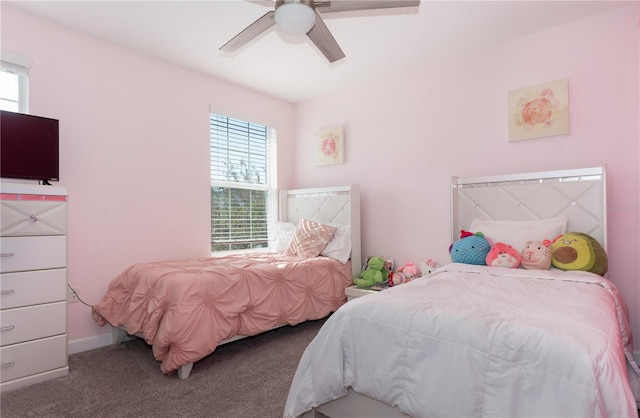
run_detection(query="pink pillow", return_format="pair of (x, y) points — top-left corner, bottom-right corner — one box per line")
(287, 219), (337, 258)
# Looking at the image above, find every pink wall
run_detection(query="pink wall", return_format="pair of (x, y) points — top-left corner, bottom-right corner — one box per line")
(2, 4), (639, 351)
(1, 4), (296, 351)
(294, 5), (640, 340)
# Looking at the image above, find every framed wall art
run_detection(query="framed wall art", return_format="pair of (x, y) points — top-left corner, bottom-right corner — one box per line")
(508, 78), (569, 142)
(315, 126), (344, 166)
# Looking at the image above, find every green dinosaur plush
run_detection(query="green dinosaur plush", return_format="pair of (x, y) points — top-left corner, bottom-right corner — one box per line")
(353, 256), (387, 288)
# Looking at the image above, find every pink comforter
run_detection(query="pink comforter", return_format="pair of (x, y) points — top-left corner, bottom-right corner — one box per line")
(92, 253), (352, 374)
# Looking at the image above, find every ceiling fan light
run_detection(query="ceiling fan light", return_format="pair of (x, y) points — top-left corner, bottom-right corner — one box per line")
(275, 3), (316, 35)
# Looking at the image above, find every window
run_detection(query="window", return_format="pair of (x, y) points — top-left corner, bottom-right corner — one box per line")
(1, 57), (29, 112)
(210, 112), (277, 252)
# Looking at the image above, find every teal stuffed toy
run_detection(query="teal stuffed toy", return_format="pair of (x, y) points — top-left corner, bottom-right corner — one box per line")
(354, 256), (387, 288)
(449, 230), (492, 265)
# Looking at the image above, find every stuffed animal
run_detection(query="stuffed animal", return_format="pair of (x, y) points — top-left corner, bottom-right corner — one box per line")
(397, 262), (419, 280)
(449, 230), (492, 265)
(389, 271), (407, 286)
(354, 255), (388, 288)
(521, 240), (552, 270)
(419, 259), (440, 277)
(383, 256), (395, 273)
(383, 256), (395, 282)
(485, 242), (521, 268)
(551, 232), (608, 276)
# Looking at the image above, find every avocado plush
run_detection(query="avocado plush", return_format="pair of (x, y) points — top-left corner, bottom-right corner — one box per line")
(551, 232), (608, 276)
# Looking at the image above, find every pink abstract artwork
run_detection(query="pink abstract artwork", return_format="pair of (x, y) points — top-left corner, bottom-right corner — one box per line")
(315, 126), (344, 166)
(508, 79), (569, 141)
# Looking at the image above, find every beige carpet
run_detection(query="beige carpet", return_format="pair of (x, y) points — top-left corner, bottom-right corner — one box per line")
(0, 318), (326, 418)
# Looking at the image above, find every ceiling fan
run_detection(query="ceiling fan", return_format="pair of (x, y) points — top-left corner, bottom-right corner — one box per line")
(220, 0), (420, 63)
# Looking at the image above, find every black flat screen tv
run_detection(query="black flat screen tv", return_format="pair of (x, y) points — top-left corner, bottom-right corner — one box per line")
(1, 110), (59, 183)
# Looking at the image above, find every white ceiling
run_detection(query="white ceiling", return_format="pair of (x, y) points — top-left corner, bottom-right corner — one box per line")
(7, 1), (632, 103)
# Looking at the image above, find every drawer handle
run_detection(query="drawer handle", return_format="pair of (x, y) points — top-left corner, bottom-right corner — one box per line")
(0, 253), (15, 258)
(28, 214), (38, 222)
(0, 289), (15, 295)
(1, 362), (16, 368)
(0, 325), (15, 332)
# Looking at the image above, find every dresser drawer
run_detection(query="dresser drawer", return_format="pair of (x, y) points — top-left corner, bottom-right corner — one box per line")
(0, 236), (66, 273)
(1, 269), (66, 309)
(0, 302), (66, 346)
(1, 200), (67, 237)
(0, 334), (67, 383)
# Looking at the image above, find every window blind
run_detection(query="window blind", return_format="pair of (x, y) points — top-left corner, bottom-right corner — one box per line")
(210, 113), (276, 252)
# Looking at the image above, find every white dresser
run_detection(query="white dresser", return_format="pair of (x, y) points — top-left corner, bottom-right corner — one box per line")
(0, 183), (69, 392)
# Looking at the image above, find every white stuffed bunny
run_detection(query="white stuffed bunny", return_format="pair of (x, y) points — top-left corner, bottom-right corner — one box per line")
(419, 259), (440, 277)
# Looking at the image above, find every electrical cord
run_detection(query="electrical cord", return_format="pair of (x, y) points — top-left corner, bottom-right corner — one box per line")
(67, 284), (93, 307)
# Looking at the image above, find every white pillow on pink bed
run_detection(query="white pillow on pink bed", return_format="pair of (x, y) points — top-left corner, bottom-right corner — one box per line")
(321, 224), (351, 264)
(273, 221), (351, 263)
(469, 216), (568, 252)
(273, 221), (296, 252)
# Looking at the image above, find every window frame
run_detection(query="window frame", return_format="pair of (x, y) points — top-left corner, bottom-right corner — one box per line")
(209, 110), (278, 253)
(1, 52), (30, 113)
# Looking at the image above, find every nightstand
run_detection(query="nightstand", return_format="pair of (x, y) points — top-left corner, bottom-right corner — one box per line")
(345, 285), (379, 301)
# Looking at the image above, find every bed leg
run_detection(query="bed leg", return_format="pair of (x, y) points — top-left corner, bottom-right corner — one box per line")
(112, 327), (128, 345)
(177, 362), (193, 379)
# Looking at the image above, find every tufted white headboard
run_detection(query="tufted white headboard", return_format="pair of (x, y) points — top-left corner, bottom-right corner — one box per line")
(279, 184), (361, 277)
(451, 166), (607, 250)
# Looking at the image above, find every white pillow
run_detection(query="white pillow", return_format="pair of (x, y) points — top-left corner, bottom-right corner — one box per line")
(321, 224), (352, 264)
(469, 216), (568, 252)
(272, 221), (296, 252)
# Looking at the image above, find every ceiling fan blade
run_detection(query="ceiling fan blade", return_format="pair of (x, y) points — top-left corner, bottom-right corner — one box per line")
(220, 11), (276, 52)
(306, 11), (345, 63)
(315, 0), (419, 13)
(246, 0), (275, 5)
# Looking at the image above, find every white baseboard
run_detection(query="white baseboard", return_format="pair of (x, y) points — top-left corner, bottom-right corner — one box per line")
(68, 333), (113, 355)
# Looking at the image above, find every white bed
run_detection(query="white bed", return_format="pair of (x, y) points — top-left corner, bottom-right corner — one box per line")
(284, 166), (640, 418)
(96, 184), (361, 379)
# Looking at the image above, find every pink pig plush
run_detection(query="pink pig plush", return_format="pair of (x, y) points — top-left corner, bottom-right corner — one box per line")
(486, 242), (521, 268)
(520, 240), (552, 270)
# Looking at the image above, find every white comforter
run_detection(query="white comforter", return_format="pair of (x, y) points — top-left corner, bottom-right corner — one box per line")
(284, 264), (640, 418)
